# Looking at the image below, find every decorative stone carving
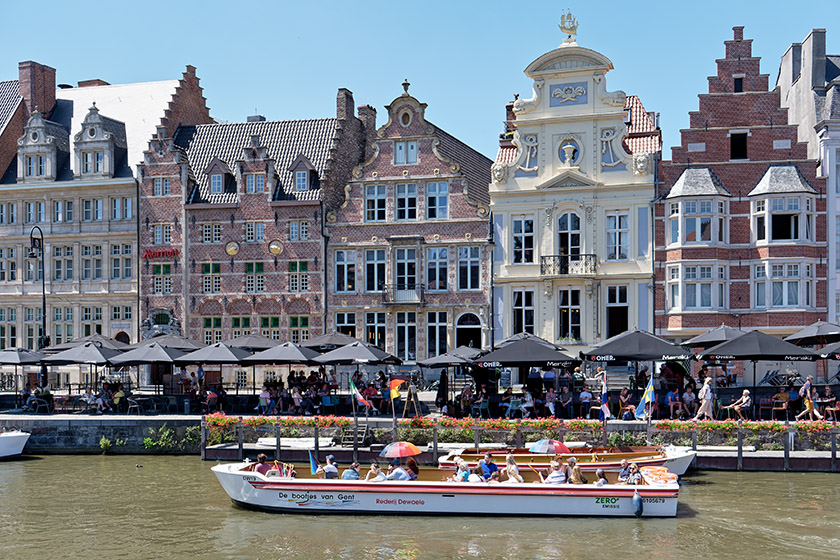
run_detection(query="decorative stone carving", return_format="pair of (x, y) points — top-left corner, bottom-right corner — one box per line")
(491, 162), (508, 184)
(632, 153), (652, 176)
(585, 206), (595, 223)
(431, 139), (460, 173)
(512, 80), (544, 114)
(551, 84), (586, 103)
(519, 134), (539, 172)
(351, 142), (380, 179)
(600, 128), (623, 167)
(326, 184), (353, 223)
(544, 281), (553, 298)
(593, 73), (626, 107)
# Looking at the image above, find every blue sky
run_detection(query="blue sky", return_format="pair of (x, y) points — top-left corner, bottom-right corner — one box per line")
(3, 0), (838, 160)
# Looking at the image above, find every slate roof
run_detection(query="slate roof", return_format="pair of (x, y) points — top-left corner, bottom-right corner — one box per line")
(430, 122), (492, 205)
(826, 55), (840, 83)
(820, 84), (840, 121)
(748, 164), (817, 196)
(173, 118), (338, 205)
(0, 80), (21, 136)
(623, 95), (661, 155)
(666, 167), (731, 199)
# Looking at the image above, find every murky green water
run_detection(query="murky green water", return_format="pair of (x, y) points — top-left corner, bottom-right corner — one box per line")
(1, 455), (837, 559)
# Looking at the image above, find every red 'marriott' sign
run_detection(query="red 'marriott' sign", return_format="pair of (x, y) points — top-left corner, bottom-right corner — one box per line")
(143, 248), (179, 259)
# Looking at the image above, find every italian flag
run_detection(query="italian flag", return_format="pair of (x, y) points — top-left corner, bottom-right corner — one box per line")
(350, 379), (371, 407)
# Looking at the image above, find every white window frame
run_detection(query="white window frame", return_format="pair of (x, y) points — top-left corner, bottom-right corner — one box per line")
(512, 216), (535, 264)
(426, 182), (448, 219)
(605, 212), (629, 261)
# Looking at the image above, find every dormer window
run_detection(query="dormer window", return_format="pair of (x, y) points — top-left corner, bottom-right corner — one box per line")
(82, 151), (104, 174)
(295, 171), (308, 191)
(210, 174), (223, 194)
(394, 141), (417, 165)
(25, 155), (45, 177)
(246, 174), (265, 194)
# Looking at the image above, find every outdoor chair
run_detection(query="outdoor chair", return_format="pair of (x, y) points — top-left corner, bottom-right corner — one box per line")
(506, 398), (522, 418)
(258, 397), (271, 415)
(472, 399), (490, 418)
(758, 398), (774, 419)
(32, 397), (52, 414)
(126, 397), (143, 415)
(319, 395), (336, 415)
(772, 399), (790, 421)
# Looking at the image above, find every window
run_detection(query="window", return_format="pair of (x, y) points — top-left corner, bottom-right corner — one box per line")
(111, 246), (121, 280)
(0, 308), (17, 349)
(289, 316), (309, 344)
(53, 201), (63, 223)
(92, 199), (102, 221)
(458, 246), (480, 290)
(335, 250), (356, 293)
(395, 248), (416, 289)
(153, 225), (171, 245)
(771, 263), (800, 307)
(25, 155), (45, 177)
(153, 264), (171, 295)
(210, 174), (223, 194)
(111, 306), (121, 321)
(202, 263), (221, 293)
(231, 317), (251, 338)
(153, 178), (171, 196)
(684, 265), (713, 309)
(289, 220), (310, 241)
(669, 202), (679, 244)
(512, 289), (535, 334)
(733, 77), (743, 93)
(0, 249), (16, 281)
(683, 200), (712, 243)
(203, 317), (222, 345)
(394, 141), (418, 165)
(396, 183), (417, 220)
(427, 311), (448, 358)
(366, 312), (386, 348)
(770, 197), (801, 241)
(558, 289), (581, 341)
(366, 184), (386, 221)
(606, 213), (629, 260)
(25, 202), (44, 224)
(295, 171), (308, 191)
(427, 182), (448, 219)
(202, 223), (222, 243)
(718, 266), (727, 309)
(245, 174), (265, 194)
(426, 247), (448, 291)
(123, 306), (132, 320)
(24, 307), (43, 349)
(111, 198), (121, 221)
(52, 307), (72, 346)
(81, 306), (102, 337)
(336, 312), (356, 338)
(288, 261), (308, 292)
(260, 316), (281, 340)
(245, 262), (265, 293)
(366, 250), (386, 292)
(25, 258), (43, 282)
(730, 132), (748, 159)
(122, 245), (131, 279)
(755, 200), (766, 241)
(512, 217), (535, 264)
(81, 151), (103, 174)
(667, 267), (680, 310)
(245, 222), (264, 242)
(0, 203), (17, 224)
(83, 200), (91, 221)
(396, 311), (416, 361)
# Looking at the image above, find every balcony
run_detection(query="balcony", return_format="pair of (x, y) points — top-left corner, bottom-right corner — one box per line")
(383, 283), (424, 305)
(540, 254), (597, 277)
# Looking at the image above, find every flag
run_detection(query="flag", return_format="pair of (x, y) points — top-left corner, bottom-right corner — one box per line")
(350, 379), (371, 408)
(635, 376), (655, 420)
(308, 450), (320, 475)
(390, 379), (405, 399)
(599, 374), (611, 422)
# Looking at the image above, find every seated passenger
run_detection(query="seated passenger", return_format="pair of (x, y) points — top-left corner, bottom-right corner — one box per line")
(317, 454), (339, 479)
(617, 459), (631, 483)
(488, 471), (502, 484)
(480, 453), (499, 481)
(594, 468), (608, 487)
(567, 457), (587, 484)
(467, 465), (485, 483)
(625, 462), (643, 485)
(385, 459), (411, 481)
(539, 460), (566, 484)
(503, 453), (523, 483)
(254, 453), (272, 476)
(449, 460), (470, 482)
(365, 462), (386, 482)
(342, 462), (361, 480)
(405, 458), (420, 481)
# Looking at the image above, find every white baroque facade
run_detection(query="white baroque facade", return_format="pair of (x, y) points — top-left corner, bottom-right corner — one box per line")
(490, 37), (661, 357)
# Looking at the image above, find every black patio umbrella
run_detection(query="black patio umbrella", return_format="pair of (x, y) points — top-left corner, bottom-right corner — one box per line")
(784, 321), (840, 347)
(109, 342), (187, 366)
(684, 324), (745, 348)
(448, 345), (485, 360)
(314, 341), (401, 366)
(174, 342), (252, 365)
(478, 338), (574, 368)
(302, 332), (359, 351)
(223, 333), (280, 352)
(0, 348), (46, 394)
(45, 333), (129, 354)
(819, 340), (840, 360)
(417, 352), (476, 367)
(495, 332), (565, 350)
(126, 334), (206, 351)
(242, 342), (321, 365)
(43, 342), (123, 365)
(582, 329), (691, 362)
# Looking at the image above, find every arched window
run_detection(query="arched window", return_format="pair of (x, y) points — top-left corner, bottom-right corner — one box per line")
(455, 313), (482, 349)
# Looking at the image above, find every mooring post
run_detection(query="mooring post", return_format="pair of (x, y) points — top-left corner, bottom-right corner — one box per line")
(830, 429), (837, 473)
(314, 425), (320, 457)
(515, 420), (522, 448)
(691, 430), (697, 451)
(274, 422), (281, 462)
(474, 418), (480, 451)
(783, 428), (791, 472)
(237, 423), (244, 461)
(432, 420), (439, 463)
(200, 422), (207, 461)
(353, 414), (359, 464)
(736, 426), (743, 471)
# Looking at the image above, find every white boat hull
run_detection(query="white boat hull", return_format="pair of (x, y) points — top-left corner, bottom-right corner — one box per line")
(212, 463), (679, 517)
(0, 430), (30, 459)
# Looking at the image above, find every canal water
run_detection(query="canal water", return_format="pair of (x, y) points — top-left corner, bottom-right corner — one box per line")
(1, 455), (838, 559)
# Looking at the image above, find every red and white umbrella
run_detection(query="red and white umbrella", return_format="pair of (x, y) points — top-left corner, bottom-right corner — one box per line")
(379, 441), (422, 458)
(528, 439), (571, 454)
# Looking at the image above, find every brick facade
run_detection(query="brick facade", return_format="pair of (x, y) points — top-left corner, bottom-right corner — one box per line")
(654, 27), (827, 341)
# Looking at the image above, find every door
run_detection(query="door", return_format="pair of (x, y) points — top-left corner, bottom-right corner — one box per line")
(606, 285), (628, 339)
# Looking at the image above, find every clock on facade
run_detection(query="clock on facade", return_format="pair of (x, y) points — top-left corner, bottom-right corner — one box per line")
(268, 240), (283, 255)
(225, 241), (239, 256)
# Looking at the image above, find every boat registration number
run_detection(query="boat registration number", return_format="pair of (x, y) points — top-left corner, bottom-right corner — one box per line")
(643, 498), (665, 504)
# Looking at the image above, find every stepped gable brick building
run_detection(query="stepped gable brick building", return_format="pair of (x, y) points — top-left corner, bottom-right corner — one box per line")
(777, 29), (840, 321)
(0, 61), (208, 379)
(138, 89), (365, 355)
(324, 83), (492, 362)
(654, 27), (826, 344)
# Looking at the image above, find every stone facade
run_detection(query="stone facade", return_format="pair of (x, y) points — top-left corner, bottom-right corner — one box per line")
(490, 36), (661, 362)
(324, 85), (492, 362)
(777, 29), (840, 321)
(654, 27), (827, 341)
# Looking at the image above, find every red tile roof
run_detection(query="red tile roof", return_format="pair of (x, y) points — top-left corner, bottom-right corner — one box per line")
(494, 145), (518, 165)
(623, 95), (661, 155)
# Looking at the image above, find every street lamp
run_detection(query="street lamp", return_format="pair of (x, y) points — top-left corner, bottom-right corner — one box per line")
(29, 226), (47, 387)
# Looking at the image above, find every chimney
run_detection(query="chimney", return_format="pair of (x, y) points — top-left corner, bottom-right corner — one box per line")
(733, 26), (744, 41)
(357, 104), (377, 161)
(77, 79), (110, 88)
(246, 115), (266, 122)
(791, 43), (802, 84)
(336, 88), (355, 121)
(809, 29), (827, 89)
(18, 61), (56, 117)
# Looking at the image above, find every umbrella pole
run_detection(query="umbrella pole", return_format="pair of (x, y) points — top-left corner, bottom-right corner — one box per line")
(353, 364), (359, 463)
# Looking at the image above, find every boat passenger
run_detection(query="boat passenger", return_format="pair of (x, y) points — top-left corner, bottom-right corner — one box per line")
(342, 462), (361, 480)
(488, 471), (502, 484)
(567, 457), (587, 484)
(594, 469), (608, 487)
(365, 462), (386, 482)
(468, 465), (485, 483)
(318, 454), (339, 479)
(385, 459), (411, 481)
(539, 460), (566, 484)
(503, 454), (523, 483)
(449, 460), (470, 482)
(254, 453), (272, 476)
(405, 458), (420, 481)
(625, 463), (643, 485)
(480, 453), (498, 480)
(617, 459), (631, 483)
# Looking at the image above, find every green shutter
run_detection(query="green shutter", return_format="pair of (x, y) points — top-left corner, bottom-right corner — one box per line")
(245, 263), (253, 274)
(289, 262), (297, 273)
(202, 263), (210, 274)
(299, 261), (308, 272)
(255, 262), (264, 274)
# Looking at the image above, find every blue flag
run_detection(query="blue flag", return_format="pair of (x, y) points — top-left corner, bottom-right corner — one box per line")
(308, 450), (320, 475)
(635, 376), (655, 420)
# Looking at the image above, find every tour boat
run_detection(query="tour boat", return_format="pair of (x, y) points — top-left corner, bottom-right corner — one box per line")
(212, 461), (680, 517)
(438, 445), (696, 476)
(0, 429), (30, 459)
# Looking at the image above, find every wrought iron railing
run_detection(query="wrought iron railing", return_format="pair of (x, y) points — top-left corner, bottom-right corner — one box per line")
(540, 254), (597, 276)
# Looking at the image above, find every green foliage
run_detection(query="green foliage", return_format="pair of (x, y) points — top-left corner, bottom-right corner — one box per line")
(607, 431), (648, 446)
(143, 423), (201, 453)
(99, 436), (112, 453)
